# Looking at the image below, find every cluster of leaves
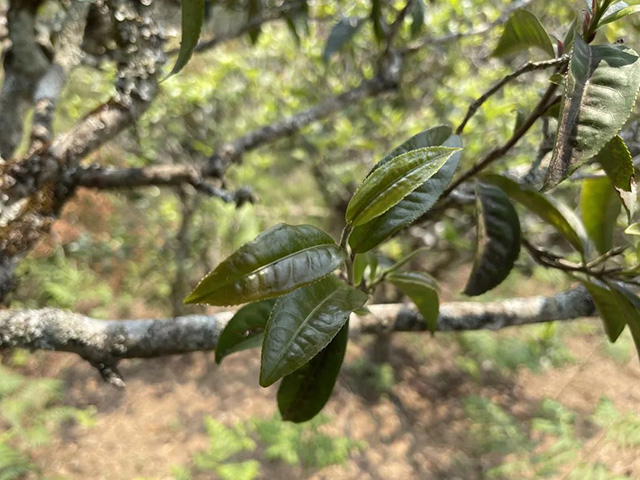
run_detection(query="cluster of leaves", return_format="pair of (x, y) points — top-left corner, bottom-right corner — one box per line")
(176, 0), (640, 422)
(172, 414), (363, 480)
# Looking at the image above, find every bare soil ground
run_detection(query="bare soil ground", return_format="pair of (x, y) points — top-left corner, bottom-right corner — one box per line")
(13, 320), (640, 480)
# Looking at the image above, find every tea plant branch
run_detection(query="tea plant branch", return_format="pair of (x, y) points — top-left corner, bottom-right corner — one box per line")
(442, 81), (559, 199)
(0, 287), (596, 385)
(455, 55), (569, 135)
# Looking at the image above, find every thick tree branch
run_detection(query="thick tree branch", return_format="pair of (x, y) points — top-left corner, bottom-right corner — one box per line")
(0, 288), (596, 385)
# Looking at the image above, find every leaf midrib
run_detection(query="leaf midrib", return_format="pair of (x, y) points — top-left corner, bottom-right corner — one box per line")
(264, 287), (347, 382)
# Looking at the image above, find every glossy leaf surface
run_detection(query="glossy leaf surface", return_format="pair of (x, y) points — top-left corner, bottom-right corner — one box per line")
(483, 174), (584, 254)
(260, 276), (367, 387)
(349, 128), (462, 252)
(277, 322), (348, 423)
(543, 35), (640, 190)
(464, 183), (521, 296)
(215, 299), (276, 364)
(185, 224), (345, 306)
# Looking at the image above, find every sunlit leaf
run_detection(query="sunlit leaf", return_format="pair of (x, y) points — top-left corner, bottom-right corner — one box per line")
(388, 271), (439, 333)
(167, 0), (205, 77)
(185, 224), (345, 306)
(277, 321), (348, 423)
(349, 128), (462, 252)
(259, 276), (367, 387)
(323, 17), (365, 62)
(483, 174), (584, 254)
(491, 9), (555, 59)
(464, 183), (521, 296)
(581, 177), (620, 254)
(215, 299), (276, 364)
(596, 135), (636, 221)
(626, 223), (640, 235)
(599, 4), (640, 27)
(543, 35), (640, 190)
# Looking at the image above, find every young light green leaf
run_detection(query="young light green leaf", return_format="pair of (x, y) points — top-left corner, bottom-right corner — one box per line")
(167, 0), (205, 77)
(464, 183), (521, 296)
(483, 174), (584, 254)
(215, 299), (276, 364)
(580, 279), (629, 342)
(596, 135), (636, 221)
(599, 4), (640, 27)
(349, 129), (462, 252)
(543, 35), (640, 190)
(491, 9), (555, 59)
(323, 17), (365, 62)
(346, 146), (460, 227)
(581, 177), (621, 254)
(184, 224), (345, 306)
(388, 271), (439, 333)
(277, 321), (348, 423)
(259, 276), (367, 387)
(625, 223), (640, 235)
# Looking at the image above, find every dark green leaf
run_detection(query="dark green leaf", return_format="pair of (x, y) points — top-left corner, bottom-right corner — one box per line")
(410, 0), (425, 37)
(483, 174), (584, 254)
(215, 299), (276, 364)
(581, 177), (620, 254)
(580, 279), (629, 342)
(277, 321), (348, 423)
(464, 183), (521, 296)
(349, 128), (462, 252)
(599, 4), (640, 27)
(260, 276), (367, 387)
(596, 135), (636, 221)
(167, 0), (205, 77)
(370, 0), (385, 44)
(323, 17), (365, 63)
(388, 271), (439, 333)
(184, 224), (345, 306)
(543, 35), (640, 190)
(608, 282), (640, 360)
(491, 9), (555, 59)
(247, 0), (262, 43)
(562, 18), (577, 54)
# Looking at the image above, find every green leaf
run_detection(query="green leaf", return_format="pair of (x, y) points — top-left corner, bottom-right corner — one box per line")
(410, 0), (425, 37)
(381, 247), (429, 276)
(543, 35), (640, 190)
(322, 17), (365, 63)
(625, 222), (640, 235)
(277, 321), (348, 423)
(562, 18), (577, 54)
(349, 129), (462, 252)
(184, 224), (346, 306)
(491, 9), (555, 59)
(608, 282), (640, 359)
(580, 279), (629, 342)
(388, 271), (439, 333)
(247, 0), (262, 44)
(259, 276), (367, 387)
(464, 183), (521, 296)
(215, 299), (276, 364)
(167, 0), (205, 77)
(581, 177), (620, 254)
(370, 0), (385, 44)
(483, 174), (584, 254)
(596, 135), (636, 221)
(599, 4), (640, 27)
(346, 146), (460, 227)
